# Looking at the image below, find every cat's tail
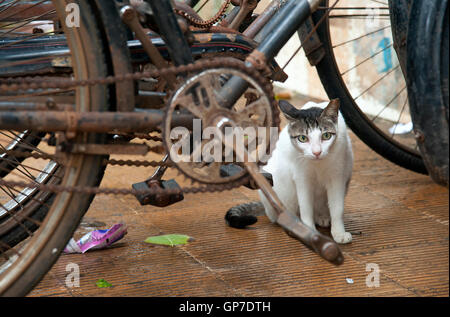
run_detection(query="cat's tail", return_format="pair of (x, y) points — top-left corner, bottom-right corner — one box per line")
(225, 201), (265, 229)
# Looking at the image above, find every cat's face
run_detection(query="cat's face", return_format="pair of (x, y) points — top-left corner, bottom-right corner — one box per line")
(279, 99), (340, 160)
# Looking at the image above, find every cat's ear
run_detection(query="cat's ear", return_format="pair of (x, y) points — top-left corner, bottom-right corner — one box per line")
(278, 100), (298, 122)
(320, 98), (340, 122)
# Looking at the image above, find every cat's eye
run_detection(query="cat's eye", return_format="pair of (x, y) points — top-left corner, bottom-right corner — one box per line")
(322, 132), (333, 140)
(297, 135), (308, 143)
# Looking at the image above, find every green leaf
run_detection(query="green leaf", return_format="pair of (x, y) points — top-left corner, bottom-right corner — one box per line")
(96, 279), (113, 288)
(144, 234), (193, 247)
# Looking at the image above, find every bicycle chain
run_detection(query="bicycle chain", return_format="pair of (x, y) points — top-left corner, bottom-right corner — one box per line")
(174, 0), (231, 29)
(0, 57), (279, 196)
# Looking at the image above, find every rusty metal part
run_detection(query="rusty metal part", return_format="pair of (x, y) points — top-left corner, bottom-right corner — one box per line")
(243, 0), (287, 38)
(0, 57), (274, 188)
(133, 178), (184, 207)
(173, 1), (203, 21)
(0, 100), (73, 112)
(0, 110), (195, 134)
(229, 0), (259, 30)
(0, 58), (275, 133)
(120, 6), (177, 89)
(220, 5), (240, 28)
(245, 49), (272, 77)
(0, 57), (257, 93)
(131, 154), (185, 207)
(65, 143), (162, 156)
(195, 25), (242, 34)
(136, 91), (166, 109)
(0, 57), (275, 203)
(175, 0), (231, 28)
(297, 17), (326, 66)
(163, 60), (278, 184)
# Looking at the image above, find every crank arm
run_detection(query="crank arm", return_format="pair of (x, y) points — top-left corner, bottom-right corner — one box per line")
(146, 154), (169, 182)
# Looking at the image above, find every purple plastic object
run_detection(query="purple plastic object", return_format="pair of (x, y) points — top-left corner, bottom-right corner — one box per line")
(64, 223), (128, 254)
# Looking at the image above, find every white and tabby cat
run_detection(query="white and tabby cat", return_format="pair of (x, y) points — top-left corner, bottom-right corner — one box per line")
(225, 99), (353, 244)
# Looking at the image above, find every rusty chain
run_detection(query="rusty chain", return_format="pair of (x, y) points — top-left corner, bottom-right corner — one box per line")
(0, 57), (279, 197)
(174, 0), (231, 28)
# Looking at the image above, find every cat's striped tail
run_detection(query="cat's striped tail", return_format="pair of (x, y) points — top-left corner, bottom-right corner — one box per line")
(225, 201), (265, 229)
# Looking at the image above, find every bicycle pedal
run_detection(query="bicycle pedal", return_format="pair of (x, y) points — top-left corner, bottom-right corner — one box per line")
(132, 179), (184, 207)
(220, 164), (273, 189)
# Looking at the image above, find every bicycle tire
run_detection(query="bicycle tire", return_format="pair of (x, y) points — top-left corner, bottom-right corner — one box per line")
(0, 0), (110, 296)
(311, 0), (427, 174)
(406, 0), (449, 185)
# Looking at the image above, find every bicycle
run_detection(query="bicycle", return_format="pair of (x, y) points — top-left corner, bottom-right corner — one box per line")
(0, 0), (447, 296)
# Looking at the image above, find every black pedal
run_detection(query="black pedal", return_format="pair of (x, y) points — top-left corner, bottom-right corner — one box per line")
(220, 164), (273, 189)
(132, 179), (184, 207)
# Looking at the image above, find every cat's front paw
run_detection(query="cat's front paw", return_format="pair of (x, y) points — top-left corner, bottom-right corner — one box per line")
(331, 231), (352, 244)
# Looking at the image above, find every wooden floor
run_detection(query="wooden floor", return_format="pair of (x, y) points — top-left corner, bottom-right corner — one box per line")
(29, 102), (449, 297)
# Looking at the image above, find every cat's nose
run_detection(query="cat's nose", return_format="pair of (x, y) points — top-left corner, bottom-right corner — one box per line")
(313, 150), (322, 158)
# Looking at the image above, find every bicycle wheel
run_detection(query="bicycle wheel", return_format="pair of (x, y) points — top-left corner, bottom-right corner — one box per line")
(312, 0), (427, 174)
(0, 0), (110, 296)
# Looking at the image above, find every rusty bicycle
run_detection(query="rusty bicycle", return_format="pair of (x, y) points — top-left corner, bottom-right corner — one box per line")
(0, 0), (447, 296)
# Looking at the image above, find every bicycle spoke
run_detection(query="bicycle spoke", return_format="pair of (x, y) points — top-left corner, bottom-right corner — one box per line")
(0, 0), (47, 22)
(0, 131), (41, 152)
(0, 200), (35, 237)
(329, 14), (390, 19)
(371, 86), (406, 122)
(0, 143), (35, 180)
(340, 42), (393, 76)
(369, 0), (388, 6)
(1, 182), (51, 213)
(390, 96), (409, 139)
(354, 65), (399, 101)
(332, 25), (390, 48)
(0, 131), (48, 157)
(0, 156), (61, 180)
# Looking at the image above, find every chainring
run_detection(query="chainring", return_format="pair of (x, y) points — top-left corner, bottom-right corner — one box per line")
(163, 57), (279, 185)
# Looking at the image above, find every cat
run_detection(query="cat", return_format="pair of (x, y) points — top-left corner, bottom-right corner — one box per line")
(225, 99), (353, 244)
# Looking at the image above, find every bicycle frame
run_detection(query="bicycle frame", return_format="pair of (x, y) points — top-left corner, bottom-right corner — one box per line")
(0, 0), (344, 265)
(1, 0), (321, 132)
